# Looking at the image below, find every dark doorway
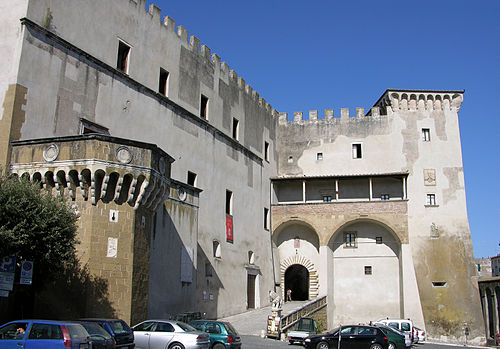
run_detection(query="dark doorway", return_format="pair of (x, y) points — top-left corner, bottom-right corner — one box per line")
(247, 274), (256, 309)
(284, 264), (309, 301)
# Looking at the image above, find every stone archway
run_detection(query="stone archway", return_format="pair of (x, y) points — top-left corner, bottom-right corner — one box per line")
(280, 255), (319, 301)
(285, 264), (309, 301)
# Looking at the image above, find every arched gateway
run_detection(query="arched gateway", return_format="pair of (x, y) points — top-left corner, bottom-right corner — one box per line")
(280, 255), (319, 301)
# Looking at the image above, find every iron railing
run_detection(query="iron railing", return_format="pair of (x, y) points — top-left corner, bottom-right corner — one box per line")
(280, 295), (327, 332)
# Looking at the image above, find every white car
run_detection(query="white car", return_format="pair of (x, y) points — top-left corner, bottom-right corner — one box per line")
(133, 320), (210, 349)
(415, 327), (426, 342)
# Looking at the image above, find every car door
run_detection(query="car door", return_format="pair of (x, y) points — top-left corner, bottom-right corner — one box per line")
(355, 326), (378, 349)
(339, 326), (357, 349)
(24, 323), (64, 349)
(133, 321), (157, 349)
(0, 322), (30, 349)
(148, 321), (175, 349)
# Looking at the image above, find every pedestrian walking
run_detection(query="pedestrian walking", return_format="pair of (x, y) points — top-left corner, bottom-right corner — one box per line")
(286, 289), (292, 301)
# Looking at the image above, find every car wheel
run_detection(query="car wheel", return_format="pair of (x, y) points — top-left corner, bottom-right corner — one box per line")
(370, 344), (383, 349)
(316, 341), (329, 349)
(388, 342), (396, 349)
(213, 344), (225, 349)
(169, 343), (185, 349)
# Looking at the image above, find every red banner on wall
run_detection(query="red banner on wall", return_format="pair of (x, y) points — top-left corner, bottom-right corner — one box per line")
(226, 215), (233, 243)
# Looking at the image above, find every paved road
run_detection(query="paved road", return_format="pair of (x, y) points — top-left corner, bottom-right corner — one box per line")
(238, 338), (486, 349)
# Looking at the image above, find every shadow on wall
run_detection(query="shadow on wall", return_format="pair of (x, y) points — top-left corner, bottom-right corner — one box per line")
(33, 257), (116, 320)
(197, 243), (223, 319)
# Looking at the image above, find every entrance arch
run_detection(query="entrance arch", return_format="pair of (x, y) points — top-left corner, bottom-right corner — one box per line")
(280, 255), (319, 301)
(285, 264), (309, 301)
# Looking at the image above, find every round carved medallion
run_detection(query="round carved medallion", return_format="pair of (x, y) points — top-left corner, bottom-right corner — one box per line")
(178, 187), (187, 201)
(116, 146), (133, 164)
(43, 144), (59, 162)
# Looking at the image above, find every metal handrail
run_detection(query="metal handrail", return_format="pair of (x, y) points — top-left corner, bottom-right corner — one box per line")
(280, 296), (327, 332)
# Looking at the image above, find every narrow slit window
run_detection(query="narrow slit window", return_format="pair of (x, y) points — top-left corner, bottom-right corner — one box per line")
(232, 118), (239, 140)
(159, 68), (169, 96)
(117, 40), (131, 73)
(264, 142), (270, 162)
(352, 143), (362, 159)
(200, 95), (209, 120)
(226, 190), (232, 216)
(264, 208), (269, 230)
(187, 171), (197, 187)
(422, 128), (431, 142)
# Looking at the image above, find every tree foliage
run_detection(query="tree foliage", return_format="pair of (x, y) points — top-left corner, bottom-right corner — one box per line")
(0, 176), (79, 289)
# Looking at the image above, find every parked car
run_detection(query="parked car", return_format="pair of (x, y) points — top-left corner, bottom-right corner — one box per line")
(304, 325), (389, 349)
(189, 320), (241, 349)
(373, 324), (406, 349)
(132, 320), (209, 349)
(0, 319), (92, 349)
(373, 322), (411, 347)
(80, 318), (134, 348)
(286, 317), (317, 345)
(414, 327), (426, 343)
(376, 319), (414, 343)
(78, 321), (116, 349)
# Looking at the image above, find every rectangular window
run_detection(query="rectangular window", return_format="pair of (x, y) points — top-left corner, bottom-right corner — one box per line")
(117, 40), (131, 73)
(200, 95), (209, 120)
(352, 143), (362, 159)
(422, 128), (431, 141)
(426, 194), (436, 206)
(264, 208), (269, 230)
(344, 232), (357, 248)
(381, 194), (390, 200)
(432, 281), (447, 287)
(323, 196), (332, 202)
(225, 190), (232, 216)
(264, 142), (270, 162)
(159, 68), (169, 96)
(232, 118), (239, 140)
(376, 237), (383, 244)
(317, 152), (323, 160)
(364, 266), (372, 275)
(187, 171), (197, 187)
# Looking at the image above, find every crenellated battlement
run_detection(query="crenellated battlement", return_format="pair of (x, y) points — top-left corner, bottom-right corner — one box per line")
(278, 89), (464, 125)
(278, 107), (382, 125)
(130, 1), (278, 117)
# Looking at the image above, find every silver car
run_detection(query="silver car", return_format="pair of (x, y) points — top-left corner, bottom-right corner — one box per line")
(133, 320), (209, 349)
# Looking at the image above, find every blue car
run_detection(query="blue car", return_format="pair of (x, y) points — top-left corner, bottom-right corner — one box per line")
(0, 319), (92, 349)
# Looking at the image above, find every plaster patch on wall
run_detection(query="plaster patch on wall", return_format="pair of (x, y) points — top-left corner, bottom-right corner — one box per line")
(443, 167), (463, 205)
(401, 112), (419, 171)
(431, 110), (448, 142)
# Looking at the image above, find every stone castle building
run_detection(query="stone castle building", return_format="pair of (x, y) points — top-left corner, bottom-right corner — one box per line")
(0, 0), (485, 343)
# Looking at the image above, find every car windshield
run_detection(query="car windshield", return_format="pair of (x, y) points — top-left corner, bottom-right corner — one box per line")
(177, 322), (196, 332)
(223, 322), (238, 335)
(66, 324), (90, 340)
(109, 321), (131, 334)
(80, 323), (111, 339)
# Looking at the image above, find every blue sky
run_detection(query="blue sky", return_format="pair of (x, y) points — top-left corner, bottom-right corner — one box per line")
(147, 1), (500, 258)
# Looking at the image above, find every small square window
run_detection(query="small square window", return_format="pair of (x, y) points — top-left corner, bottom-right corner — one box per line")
(422, 128), (431, 142)
(117, 40), (131, 73)
(426, 194), (436, 206)
(352, 144), (362, 159)
(200, 95), (209, 120)
(364, 266), (372, 275)
(381, 194), (390, 201)
(317, 152), (323, 160)
(264, 142), (270, 162)
(323, 196), (332, 202)
(232, 118), (239, 140)
(159, 68), (169, 96)
(344, 232), (357, 248)
(187, 171), (197, 187)
(376, 237), (383, 244)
